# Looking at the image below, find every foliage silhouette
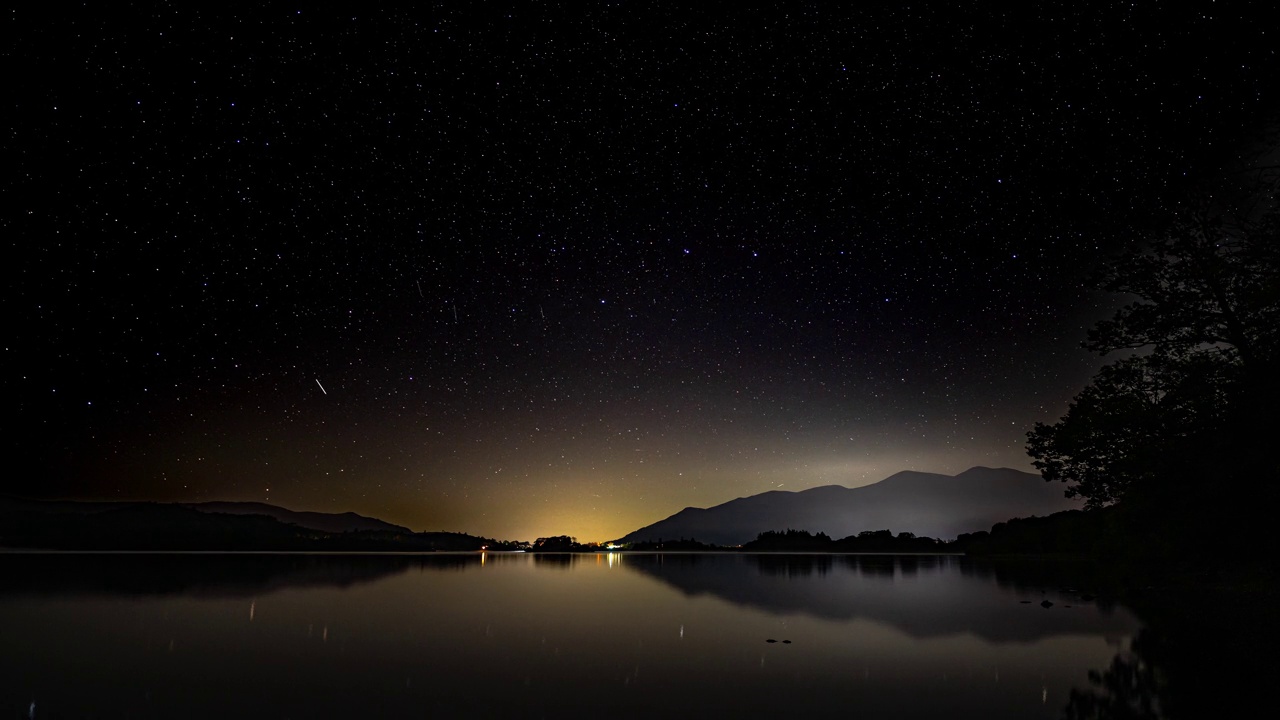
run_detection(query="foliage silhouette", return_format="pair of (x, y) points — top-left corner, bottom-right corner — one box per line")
(626, 537), (717, 551)
(531, 535), (581, 552)
(742, 529), (833, 551)
(1027, 206), (1280, 559)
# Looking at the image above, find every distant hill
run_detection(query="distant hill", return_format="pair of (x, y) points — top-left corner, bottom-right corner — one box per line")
(182, 501), (410, 534)
(0, 496), (409, 535)
(0, 496), (500, 551)
(616, 466), (1079, 546)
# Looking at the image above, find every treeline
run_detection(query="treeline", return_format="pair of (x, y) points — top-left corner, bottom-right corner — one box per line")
(618, 517), (1122, 555)
(952, 509), (1125, 556)
(613, 529), (952, 553)
(528, 535), (623, 552)
(743, 529), (948, 552)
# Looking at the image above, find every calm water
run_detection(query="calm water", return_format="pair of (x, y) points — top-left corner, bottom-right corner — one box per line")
(0, 552), (1140, 719)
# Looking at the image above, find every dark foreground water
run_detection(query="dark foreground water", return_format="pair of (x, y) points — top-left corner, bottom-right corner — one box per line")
(0, 552), (1141, 719)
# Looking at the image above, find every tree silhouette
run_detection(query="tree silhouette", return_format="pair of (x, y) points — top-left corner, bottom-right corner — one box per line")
(531, 535), (579, 552)
(1028, 207), (1279, 551)
(1084, 209), (1279, 372)
(1026, 352), (1236, 509)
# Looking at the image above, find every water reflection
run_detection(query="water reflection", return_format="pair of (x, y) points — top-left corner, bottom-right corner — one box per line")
(0, 552), (482, 598)
(531, 552), (582, 569)
(0, 552), (1150, 719)
(754, 554), (832, 577)
(855, 554), (898, 578)
(1064, 633), (1164, 719)
(1064, 584), (1279, 720)
(622, 553), (1140, 643)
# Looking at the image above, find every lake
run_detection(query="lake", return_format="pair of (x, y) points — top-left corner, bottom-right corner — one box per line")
(0, 552), (1141, 718)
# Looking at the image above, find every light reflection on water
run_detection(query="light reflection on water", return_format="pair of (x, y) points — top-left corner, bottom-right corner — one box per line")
(0, 552), (1139, 719)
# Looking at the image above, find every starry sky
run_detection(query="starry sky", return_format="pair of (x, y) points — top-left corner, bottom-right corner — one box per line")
(7, 4), (1279, 542)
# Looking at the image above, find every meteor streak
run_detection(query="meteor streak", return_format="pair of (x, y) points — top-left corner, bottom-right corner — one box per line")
(315, 379), (327, 395)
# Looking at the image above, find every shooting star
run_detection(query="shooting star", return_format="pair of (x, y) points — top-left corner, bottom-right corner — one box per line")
(452, 304), (458, 322)
(315, 379), (327, 395)
(416, 280), (424, 298)
(540, 305), (546, 321)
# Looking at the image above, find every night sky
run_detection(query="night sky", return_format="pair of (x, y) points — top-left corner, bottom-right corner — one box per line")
(8, 4), (1278, 542)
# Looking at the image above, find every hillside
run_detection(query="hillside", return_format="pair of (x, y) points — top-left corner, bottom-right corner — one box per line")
(617, 466), (1078, 546)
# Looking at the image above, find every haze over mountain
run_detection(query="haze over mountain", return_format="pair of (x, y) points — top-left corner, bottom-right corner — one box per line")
(617, 467), (1079, 546)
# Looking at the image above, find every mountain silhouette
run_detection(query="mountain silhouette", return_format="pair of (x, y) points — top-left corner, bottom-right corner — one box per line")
(617, 466), (1078, 546)
(182, 501), (410, 534)
(0, 496), (407, 535)
(0, 496), (492, 551)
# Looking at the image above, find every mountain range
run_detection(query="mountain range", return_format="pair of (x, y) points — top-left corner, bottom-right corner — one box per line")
(2, 466), (1076, 550)
(0, 496), (406, 534)
(616, 466), (1079, 546)
(179, 501), (410, 534)
(0, 496), (496, 551)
